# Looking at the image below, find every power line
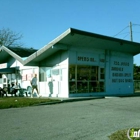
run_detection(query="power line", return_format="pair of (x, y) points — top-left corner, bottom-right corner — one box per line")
(123, 33), (129, 39)
(132, 31), (140, 34)
(113, 26), (129, 37)
(113, 22), (140, 42)
(132, 23), (140, 26)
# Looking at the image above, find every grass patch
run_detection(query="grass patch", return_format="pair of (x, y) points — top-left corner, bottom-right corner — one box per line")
(108, 128), (140, 140)
(108, 129), (128, 140)
(0, 97), (60, 109)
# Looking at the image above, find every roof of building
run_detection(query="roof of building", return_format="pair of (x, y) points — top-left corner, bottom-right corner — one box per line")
(7, 47), (37, 57)
(24, 28), (140, 66)
(0, 46), (37, 64)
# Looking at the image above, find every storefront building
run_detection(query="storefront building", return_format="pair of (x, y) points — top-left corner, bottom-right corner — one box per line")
(0, 46), (37, 90)
(23, 28), (140, 97)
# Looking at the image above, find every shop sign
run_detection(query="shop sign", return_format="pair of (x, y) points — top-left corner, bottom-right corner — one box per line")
(77, 56), (95, 62)
(111, 59), (132, 83)
(77, 56), (105, 63)
(0, 63), (7, 69)
(76, 52), (100, 65)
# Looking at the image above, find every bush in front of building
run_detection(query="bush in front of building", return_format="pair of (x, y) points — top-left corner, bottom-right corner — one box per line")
(134, 64), (140, 80)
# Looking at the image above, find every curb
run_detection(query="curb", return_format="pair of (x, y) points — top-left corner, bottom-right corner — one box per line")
(33, 96), (105, 106)
(33, 94), (140, 106)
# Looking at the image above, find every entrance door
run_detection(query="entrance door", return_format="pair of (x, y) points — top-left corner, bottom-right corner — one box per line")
(51, 68), (60, 97)
(60, 68), (68, 97)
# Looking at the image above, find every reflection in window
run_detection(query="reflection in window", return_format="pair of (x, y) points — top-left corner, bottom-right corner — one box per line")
(69, 65), (105, 93)
(77, 65), (98, 81)
(69, 82), (76, 93)
(3, 78), (6, 83)
(39, 67), (51, 82)
(69, 65), (75, 81)
(100, 68), (105, 79)
(77, 80), (88, 93)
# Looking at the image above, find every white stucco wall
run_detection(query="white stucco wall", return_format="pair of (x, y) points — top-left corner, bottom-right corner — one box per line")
(39, 51), (69, 97)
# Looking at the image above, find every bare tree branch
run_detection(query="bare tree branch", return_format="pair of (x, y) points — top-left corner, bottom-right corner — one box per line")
(0, 28), (23, 48)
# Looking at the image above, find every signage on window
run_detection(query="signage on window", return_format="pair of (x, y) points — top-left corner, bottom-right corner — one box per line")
(0, 63), (7, 69)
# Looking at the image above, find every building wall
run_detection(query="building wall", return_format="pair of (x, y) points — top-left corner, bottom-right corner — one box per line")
(68, 46), (133, 96)
(0, 47), (134, 97)
(68, 48), (105, 97)
(39, 50), (69, 97)
(105, 50), (133, 95)
(0, 57), (38, 94)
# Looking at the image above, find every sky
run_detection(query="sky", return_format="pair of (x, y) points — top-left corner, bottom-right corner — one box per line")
(0, 0), (140, 65)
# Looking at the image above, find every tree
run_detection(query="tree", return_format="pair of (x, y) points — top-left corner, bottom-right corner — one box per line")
(134, 64), (140, 80)
(0, 28), (23, 48)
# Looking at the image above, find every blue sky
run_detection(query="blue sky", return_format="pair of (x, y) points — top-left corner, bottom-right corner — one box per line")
(1, 0), (140, 65)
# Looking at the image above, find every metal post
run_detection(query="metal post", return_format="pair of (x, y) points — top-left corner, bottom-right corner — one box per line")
(129, 22), (133, 41)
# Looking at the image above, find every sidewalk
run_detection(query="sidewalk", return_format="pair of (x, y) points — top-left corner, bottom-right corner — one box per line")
(36, 92), (140, 106)
(34, 96), (104, 106)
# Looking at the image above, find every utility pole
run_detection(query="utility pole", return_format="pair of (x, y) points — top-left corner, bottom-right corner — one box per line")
(129, 21), (133, 41)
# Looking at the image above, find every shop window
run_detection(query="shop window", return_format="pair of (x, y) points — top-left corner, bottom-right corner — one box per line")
(0, 74), (2, 84)
(3, 78), (6, 83)
(77, 80), (88, 93)
(99, 82), (105, 92)
(69, 65), (76, 93)
(39, 67), (51, 82)
(69, 82), (76, 93)
(69, 65), (105, 94)
(89, 81), (98, 92)
(100, 68), (105, 79)
(0, 79), (2, 84)
(39, 73), (47, 82)
(69, 65), (75, 81)
(77, 65), (90, 93)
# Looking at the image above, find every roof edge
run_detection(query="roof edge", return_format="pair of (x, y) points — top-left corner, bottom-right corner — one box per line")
(1, 46), (24, 64)
(24, 28), (71, 65)
(70, 28), (140, 46)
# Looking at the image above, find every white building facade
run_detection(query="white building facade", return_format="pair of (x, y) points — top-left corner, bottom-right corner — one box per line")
(0, 28), (140, 98)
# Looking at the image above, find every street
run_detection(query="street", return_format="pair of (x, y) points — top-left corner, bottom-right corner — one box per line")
(0, 97), (140, 140)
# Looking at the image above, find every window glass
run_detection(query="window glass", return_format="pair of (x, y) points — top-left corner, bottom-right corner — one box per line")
(0, 78), (2, 84)
(69, 82), (76, 93)
(100, 82), (105, 92)
(69, 65), (105, 94)
(77, 80), (88, 93)
(69, 65), (76, 93)
(3, 78), (6, 83)
(39, 67), (51, 82)
(100, 68), (105, 79)
(69, 65), (75, 81)
(89, 81), (98, 92)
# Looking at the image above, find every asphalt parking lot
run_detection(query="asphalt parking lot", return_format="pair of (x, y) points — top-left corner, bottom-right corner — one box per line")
(0, 96), (140, 140)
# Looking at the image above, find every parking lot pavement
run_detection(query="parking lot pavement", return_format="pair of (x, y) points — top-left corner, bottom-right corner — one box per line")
(0, 96), (140, 140)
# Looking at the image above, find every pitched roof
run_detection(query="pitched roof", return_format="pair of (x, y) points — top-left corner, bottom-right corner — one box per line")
(24, 28), (140, 66)
(0, 46), (37, 64)
(7, 47), (37, 57)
